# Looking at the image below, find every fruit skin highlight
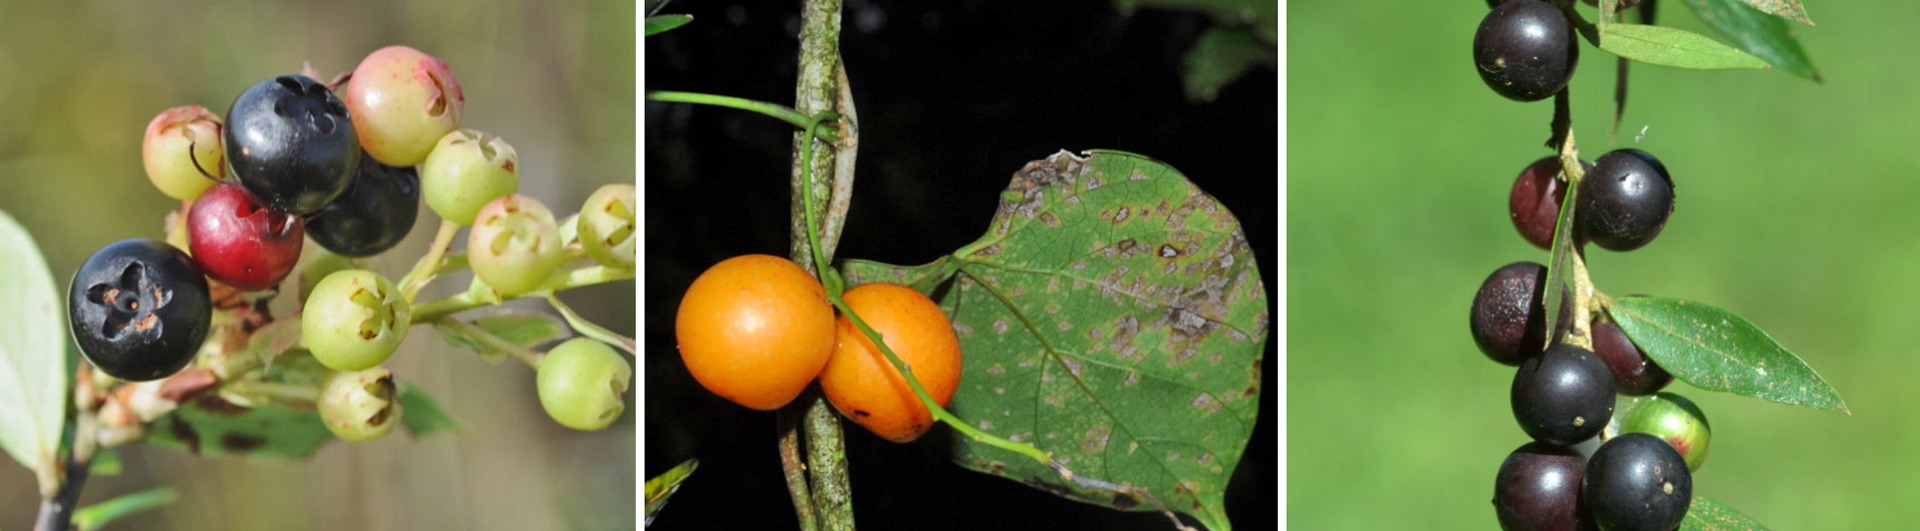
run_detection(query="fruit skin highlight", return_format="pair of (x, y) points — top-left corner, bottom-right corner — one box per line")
(820, 282), (964, 443)
(675, 254), (836, 411)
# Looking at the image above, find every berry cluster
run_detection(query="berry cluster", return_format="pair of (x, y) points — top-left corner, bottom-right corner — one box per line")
(69, 45), (640, 440)
(675, 255), (964, 443)
(1469, 2), (1707, 530)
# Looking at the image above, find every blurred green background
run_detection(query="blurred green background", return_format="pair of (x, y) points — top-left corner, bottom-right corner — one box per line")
(1290, 1), (1917, 528)
(0, 1), (634, 530)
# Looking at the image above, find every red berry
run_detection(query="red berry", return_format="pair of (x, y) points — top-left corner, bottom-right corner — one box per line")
(187, 183), (304, 291)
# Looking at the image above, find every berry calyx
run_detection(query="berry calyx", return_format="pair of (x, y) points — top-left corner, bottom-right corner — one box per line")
(1493, 442), (1595, 531)
(67, 239), (213, 381)
(1473, 0), (1579, 102)
(467, 194), (564, 297)
(1512, 344), (1615, 446)
(420, 129), (518, 226)
(317, 366), (402, 442)
(1619, 392), (1711, 472)
(1577, 149), (1674, 252)
(820, 282), (964, 443)
(537, 338), (632, 431)
(225, 75), (362, 215)
(1585, 433), (1692, 531)
(1591, 317), (1672, 396)
(675, 254), (835, 411)
(306, 156), (420, 257)
(186, 183), (304, 291)
(345, 45), (465, 167)
(577, 183), (636, 269)
(303, 269), (410, 371)
(142, 105), (226, 201)
(1470, 262), (1552, 366)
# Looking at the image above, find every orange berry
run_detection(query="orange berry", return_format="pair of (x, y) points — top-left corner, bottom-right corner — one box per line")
(820, 282), (963, 443)
(676, 254), (835, 410)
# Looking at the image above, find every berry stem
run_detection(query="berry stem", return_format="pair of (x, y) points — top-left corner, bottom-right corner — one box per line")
(646, 91), (840, 145)
(398, 219), (462, 303)
(221, 380), (322, 406)
(408, 264), (634, 323)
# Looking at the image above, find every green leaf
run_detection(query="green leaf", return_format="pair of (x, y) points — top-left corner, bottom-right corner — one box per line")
(1607, 296), (1847, 412)
(645, 458), (699, 526)
(1682, 0), (1820, 81)
(1542, 167), (1580, 345)
(72, 487), (177, 531)
(1181, 27), (1274, 103)
(1599, 24), (1770, 71)
(398, 383), (463, 437)
(88, 447), (121, 477)
(434, 312), (569, 363)
(0, 209), (69, 495)
(644, 14), (692, 37)
(1682, 495), (1769, 530)
(843, 151), (1267, 531)
(148, 400), (334, 459)
(1731, 0), (1811, 25)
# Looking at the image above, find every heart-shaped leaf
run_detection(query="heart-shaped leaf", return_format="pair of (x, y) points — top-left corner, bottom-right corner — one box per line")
(1682, 495), (1769, 530)
(0, 209), (69, 495)
(1681, 0), (1820, 81)
(1599, 24), (1770, 71)
(843, 150), (1267, 530)
(1607, 296), (1846, 412)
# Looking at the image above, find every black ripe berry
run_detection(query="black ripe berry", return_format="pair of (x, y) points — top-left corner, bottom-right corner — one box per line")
(1577, 149), (1673, 252)
(1493, 442), (1597, 531)
(1586, 433), (1692, 531)
(67, 239), (212, 381)
(1512, 344), (1615, 446)
(306, 156), (421, 257)
(1473, 0), (1578, 102)
(1592, 317), (1672, 396)
(1470, 262), (1564, 366)
(225, 75), (362, 215)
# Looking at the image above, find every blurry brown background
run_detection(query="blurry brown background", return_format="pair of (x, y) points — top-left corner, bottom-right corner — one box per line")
(0, 1), (635, 529)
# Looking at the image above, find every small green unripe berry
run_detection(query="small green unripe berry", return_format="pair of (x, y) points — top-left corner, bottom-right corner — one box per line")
(577, 183), (636, 269)
(142, 105), (226, 201)
(421, 129), (519, 225)
(537, 338), (631, 431)
(468, 194), (564, 297)
(1619, 392), (1711, 471)
(318, 366), (401, 441)
(304, 269), (411, 371)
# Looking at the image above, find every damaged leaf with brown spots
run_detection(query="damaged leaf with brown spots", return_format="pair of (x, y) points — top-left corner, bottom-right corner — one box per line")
(842, 150), (1267, 530)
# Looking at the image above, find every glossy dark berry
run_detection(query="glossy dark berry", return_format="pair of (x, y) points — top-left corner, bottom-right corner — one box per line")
(1493, 442), (1597, 531)
(306, 156), (420, 257)
(1510, 156), (1590, 251)
(225, 75), (362, 215)
(1577, 149), (1673, 252)
(1512, 344), (1615, 446)
(1471, 262), (1552, 365)
(1585, 433), (1692, 531)
(187, 183), (304, 291)
(67, 239), (212, 381)
(1591, 318), (1672, 396)
(1473, 0), (1578, 102)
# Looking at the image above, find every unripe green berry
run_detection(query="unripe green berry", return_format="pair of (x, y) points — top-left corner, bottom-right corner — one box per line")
(304, 270), (411, 371)
(421, 129), (518, 225)
(468, 194), (564, 297)
(318, 366), (401, 441)
(577, 184), (636, 269)
(142, 105), (226, 201)
(1619, 392), (1711, 471)
(537, 338), (631, 431)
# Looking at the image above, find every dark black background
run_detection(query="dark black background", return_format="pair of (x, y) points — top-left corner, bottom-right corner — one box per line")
(644, 1), (1275, 528)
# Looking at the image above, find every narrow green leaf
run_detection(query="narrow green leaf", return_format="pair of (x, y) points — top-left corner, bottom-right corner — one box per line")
(1681, 495), (1769, 530)
(71, 487), (178, 531)
(1599, 24), (1770, 71)
(644, 14), (692, 37)
(1681, 0), (1820, 81)
(1180, 27), (1273, 103)
(547, 294), (635, 355)
(844, 151), (1266, 531)
(0, 209), (69, 496)
(398, 383), (463, 437)
(1608, 296), (1846, 412)
(471, 312), (572, 347)
(1731, 0), (1811, 25)
(1541, 167), (1579, 344)
(645, 458), (699, 526)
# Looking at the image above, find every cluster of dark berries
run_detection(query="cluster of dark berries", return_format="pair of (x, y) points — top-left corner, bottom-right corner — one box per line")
(1470, 2), (1708, 530)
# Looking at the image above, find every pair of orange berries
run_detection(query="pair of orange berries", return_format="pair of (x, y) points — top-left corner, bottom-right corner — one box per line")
(675, 254), (962, 443)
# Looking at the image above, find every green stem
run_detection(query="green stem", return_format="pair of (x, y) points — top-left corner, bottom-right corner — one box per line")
(221, 380), (321, 405)
(433, 317), (543, 369)
(410, 265), (635, 323)
(647, 91), (839, 144)
(399, 220), (461, 302)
